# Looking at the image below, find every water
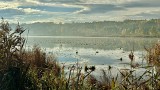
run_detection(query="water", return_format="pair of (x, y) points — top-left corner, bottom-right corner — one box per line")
(26, 36), (158, 51)
(26, 36), (159, 75)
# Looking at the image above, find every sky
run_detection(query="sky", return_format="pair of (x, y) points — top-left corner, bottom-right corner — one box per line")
(0, 0), (160, 23)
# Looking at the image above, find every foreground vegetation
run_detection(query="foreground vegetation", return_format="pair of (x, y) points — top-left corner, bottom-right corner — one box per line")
(0, 19), (160, 90)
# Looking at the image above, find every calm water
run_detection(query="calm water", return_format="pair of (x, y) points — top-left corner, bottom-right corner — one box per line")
(26, 36), (159, 75)
(26, 36), (158, 51)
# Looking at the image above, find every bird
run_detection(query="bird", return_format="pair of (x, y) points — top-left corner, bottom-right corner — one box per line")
(95, 51), (99, 55)
(120, 57), (122, 61)
(108, 65), (112, 70)
(76, 51), (78, 55)
(96, 51), (99, 54)
(117, 57), (123, 61)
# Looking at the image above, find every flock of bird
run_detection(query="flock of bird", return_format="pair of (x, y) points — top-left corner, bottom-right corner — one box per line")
(57, 43), (127, 63)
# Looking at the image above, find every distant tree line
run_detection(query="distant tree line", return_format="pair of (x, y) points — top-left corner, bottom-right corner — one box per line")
(19, 19), (160, 37)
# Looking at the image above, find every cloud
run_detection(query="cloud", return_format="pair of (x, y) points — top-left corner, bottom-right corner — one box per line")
(0, 9), (25, 17)
(22, 8), (42, 14)
(37, 0), (81, 3)
(78, 4), (125, 14)
(123, 0), (160, 8)
(0, 0), (160, 23)
(17, 0), (136, 4)
(0, 1), (20, 9)
(79, 0), (137, 4)
(126, 9), (160, 19)
(18, 5), (82, 13)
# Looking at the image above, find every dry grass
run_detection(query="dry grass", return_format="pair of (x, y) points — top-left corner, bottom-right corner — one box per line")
(1, 19), (160, 90)
(145, 42), (160, 72)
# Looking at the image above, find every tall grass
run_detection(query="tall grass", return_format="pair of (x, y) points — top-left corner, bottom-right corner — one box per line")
(0, 19), (160, 90)
(0, 19), (95, 90)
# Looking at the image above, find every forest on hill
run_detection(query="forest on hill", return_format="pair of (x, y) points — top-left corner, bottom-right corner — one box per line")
(19, 19), (160, 37)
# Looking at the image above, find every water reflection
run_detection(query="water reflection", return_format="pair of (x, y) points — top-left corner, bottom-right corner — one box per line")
(26, 36), (158, 75)
(26, 36), (159, 51)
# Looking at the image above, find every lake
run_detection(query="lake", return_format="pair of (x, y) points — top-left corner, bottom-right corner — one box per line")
(26, 36), (159, 76)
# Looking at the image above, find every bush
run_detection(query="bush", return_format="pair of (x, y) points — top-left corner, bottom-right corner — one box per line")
(0, 19), (61, 90)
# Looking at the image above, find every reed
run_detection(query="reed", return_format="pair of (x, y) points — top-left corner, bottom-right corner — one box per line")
(1, 19), (160, 90)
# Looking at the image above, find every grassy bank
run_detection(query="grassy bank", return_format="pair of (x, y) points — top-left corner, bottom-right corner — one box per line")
(0, 19), (160, 90)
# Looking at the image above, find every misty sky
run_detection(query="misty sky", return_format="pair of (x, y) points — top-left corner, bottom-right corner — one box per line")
(0, 0), (160, 23)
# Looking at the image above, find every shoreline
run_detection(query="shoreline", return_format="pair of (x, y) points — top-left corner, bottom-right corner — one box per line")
(24, 35), (160, 38)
